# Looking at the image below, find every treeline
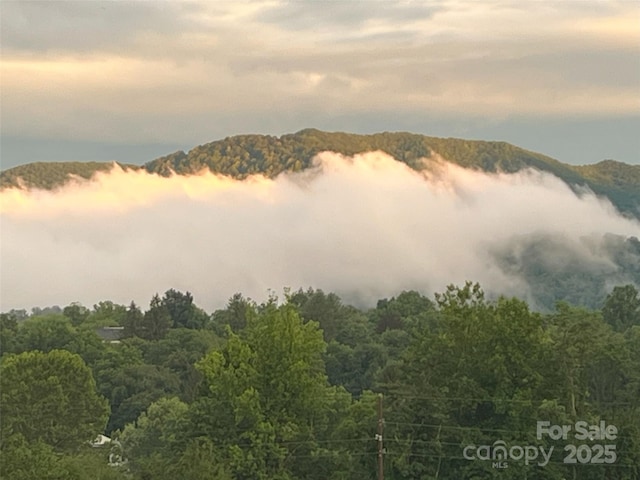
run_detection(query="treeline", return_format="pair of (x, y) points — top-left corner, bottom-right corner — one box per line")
(1, 283), (639, 479)
(2, 129), (639, 218)
(0, 161), (137, 190)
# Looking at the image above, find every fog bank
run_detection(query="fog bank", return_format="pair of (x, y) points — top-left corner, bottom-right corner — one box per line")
(1, 152), (638, 312)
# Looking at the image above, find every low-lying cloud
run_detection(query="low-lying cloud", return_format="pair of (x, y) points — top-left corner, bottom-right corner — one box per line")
(1, 152), (638, 312)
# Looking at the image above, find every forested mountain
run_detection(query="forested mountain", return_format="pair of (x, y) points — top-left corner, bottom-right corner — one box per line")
(0, 161), (138, 190)
(493, 234), (640, 310)
(2, 129), (639, 218)
(2, 284), (639, 479)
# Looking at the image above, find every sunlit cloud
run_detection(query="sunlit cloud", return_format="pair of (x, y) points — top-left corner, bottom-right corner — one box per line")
(1, 152), (638, 311)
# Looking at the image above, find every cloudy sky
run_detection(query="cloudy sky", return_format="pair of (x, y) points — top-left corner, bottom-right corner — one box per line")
(1, 0), (639, 169)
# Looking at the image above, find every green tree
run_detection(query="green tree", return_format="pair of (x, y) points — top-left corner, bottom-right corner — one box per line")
(62, 302), (90, 326)
(140, 328), (221, 401)
(388, 283), (550, 479)
(118, 397), (189, 477)
(0, 432), (128, 480)
(545, 303), (621, 417)
(90, 342), (145, 434)
(371, 290), (435, 333)
(89, 301), (127, 328)
(0, 312), (19, 355)
(166, 438), (233, 480)
(0, 433), (68, 480)
(121, 301), (144, 338)
(287, 288), (348, 341)
(192, 303), (350, 479)
(162, 289), (208, 329)
(324, 340), (386, 396)
(0, 350), (109, 451)
(141, 294), (171, 340)
(602, 284), (640, 331)
(13, 314), (75, 352)
(211, 293), (257, 334)
(104, 363), (181, 434)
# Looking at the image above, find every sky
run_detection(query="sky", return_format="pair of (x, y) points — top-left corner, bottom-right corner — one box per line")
(1, 0), (639, 169)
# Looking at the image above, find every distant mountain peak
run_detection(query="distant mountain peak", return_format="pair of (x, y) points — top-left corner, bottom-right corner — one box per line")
(1, 130), (638, 218)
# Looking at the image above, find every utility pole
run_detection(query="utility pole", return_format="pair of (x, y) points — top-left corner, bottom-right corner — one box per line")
(377, 393), (384, 480)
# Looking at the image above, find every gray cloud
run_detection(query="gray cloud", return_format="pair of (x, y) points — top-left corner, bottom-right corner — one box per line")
(257, 1), (442, 33)
(0, 0), (197, 55)
(1, 152), (638, 312)
(1, 0), (637, 168)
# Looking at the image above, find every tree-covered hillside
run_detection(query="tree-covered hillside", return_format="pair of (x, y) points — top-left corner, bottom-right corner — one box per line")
(0, 161), (138, 190)
(492, 234), (640, 310)
(572, 160), (640, 216)
(2, 129), (639, 217)
(2, 284), (639, 479)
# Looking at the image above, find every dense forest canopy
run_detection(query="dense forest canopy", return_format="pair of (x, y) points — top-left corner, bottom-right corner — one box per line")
(1, 283), (639, 479)
(0, 161), (138, 190)
(2, 129), (639, 218)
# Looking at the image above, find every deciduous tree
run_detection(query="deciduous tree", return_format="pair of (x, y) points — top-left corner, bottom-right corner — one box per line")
(0, 350), (109, 451)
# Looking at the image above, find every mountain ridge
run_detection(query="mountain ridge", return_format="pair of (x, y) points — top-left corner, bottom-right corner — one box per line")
(2, 129), (639, 218)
